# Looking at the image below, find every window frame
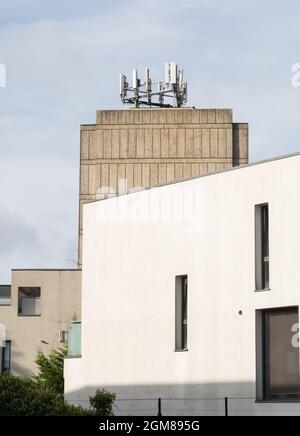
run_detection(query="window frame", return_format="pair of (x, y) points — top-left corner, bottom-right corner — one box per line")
(175, 275), (188, 352)
(1, 340), (11, 374)
(18, 287), (41, 317)
(258, 306), (300, 402)
(255, 203), (270, 291)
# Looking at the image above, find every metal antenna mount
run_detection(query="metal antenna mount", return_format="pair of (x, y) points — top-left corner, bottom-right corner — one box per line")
(120, 62), (187, 108)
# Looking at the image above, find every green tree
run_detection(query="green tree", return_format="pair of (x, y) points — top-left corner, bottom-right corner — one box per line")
(0, 373), (89, 416)
(33, 346), (67, 395)
(89, 389), (116, 416)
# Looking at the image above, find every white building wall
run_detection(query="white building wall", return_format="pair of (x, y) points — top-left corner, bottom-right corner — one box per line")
(65, 154), (300, 415)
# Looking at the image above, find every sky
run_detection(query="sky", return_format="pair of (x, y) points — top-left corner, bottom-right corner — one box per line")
(0, 0), (300, 282)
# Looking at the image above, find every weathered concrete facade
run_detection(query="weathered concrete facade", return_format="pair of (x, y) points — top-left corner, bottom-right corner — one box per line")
(78, 108), (248, 263)
(0, 269), (81, 377)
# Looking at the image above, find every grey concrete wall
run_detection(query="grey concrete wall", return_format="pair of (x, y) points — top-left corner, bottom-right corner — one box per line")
(78, 108), (248, 264)
(0, 269), (81, 377)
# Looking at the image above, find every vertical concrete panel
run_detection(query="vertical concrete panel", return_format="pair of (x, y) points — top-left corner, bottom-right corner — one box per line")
(186, 129), (194, 157)
(224, 109), (233, 123)
(210, 129), (218, 157)
(208, 163), (216, 172)
(126, 110), (135, 124)
(159, 164), (167, 184)
(81, 130), (89, 160)
(175, 163), (183, 180)
(194, 129), (202, 157)
(151, 111), (159, 124)
(134, 163), (142, 187)
(142, 110), (151, 124)
(144, 129), (152, 158)
(118, 111), (126, 125)
(177, 129), (185, 158)
(110, 164), (118, 194)
(174, 110), (183, 124)
(118, 163), (126, 194)
(134, 110), (143, 125)
(227, 128), (233, 159)
(128, 129), (137, 158)
(109, 111), (118, 124)
(218, 129), (227, 158)
(80, 165), (89, 195)
(167, 110), (175, 124)
(200, 110), (208, 124)
(120, 129), (128, 158)
(192, 163), (200, 177)
(126, 164), (134, 191)
(182, 110), (192, 124)
(202, 129), (210, 157)
(158, 110), (167, 124)
(101, 111), (110, 124)
(168, 129), (177, 157)
(167, 163), (175, 182)
(88, 164), (100, 194)
(103, 130), (112, 159)
(137, 129), (145, 158)
(150, 164), (159, 185)
(216, 110), (224, 124)
(112, 130), (120, 159)
(161, 129), (169, 158)
(101, 164), (109, 192)
(142, 164), (150, 187)
(216, 163), (225, 171)
(200, 163), (208, 175)
(207, 110), (216, 124)
(90, 130), (103, 160)
(152, 129), (161, 158)
(192, 110), (200, 124)
(239, 126), (248, 160)
(183, 163), (191, 178)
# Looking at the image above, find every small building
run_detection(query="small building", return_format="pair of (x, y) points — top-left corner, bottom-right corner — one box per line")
(0, 269), (81, 377)
(65, 153), (300, 416)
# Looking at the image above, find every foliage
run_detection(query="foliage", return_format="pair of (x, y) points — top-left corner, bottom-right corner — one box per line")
(0, 373), (89, 416)
(89, 389), (116, 416)
(0, 346), (116, 416)
(33, 346), (67, 395)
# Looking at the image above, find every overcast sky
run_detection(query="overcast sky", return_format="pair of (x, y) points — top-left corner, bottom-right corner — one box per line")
(0, 0), (299, 282)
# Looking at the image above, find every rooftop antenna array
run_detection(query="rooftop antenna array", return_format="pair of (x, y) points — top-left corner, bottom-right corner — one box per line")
(120, 62), (187, 108)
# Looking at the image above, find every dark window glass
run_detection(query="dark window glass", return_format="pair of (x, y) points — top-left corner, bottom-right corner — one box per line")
(175, 275), (188, 351)
(263, 307), (300, 399)
(0, 285), (11, 306)
(1, 341), (11, 373)
(261, 205), (269, 289)
(18, 287), (41, 316)
(255, 204), (269, 290)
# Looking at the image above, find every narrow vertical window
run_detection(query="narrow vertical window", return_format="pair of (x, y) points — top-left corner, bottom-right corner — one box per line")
(255, 204), (269, 290)
(175, 275), (188, 351)
(1, 341), (11, 373)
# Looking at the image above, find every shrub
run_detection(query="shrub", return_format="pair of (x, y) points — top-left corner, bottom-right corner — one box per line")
(0, 374), (89, 416)
(89, 389), (116, 416)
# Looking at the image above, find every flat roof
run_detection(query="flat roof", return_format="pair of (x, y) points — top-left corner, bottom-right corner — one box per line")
(85, 152), (300, 205)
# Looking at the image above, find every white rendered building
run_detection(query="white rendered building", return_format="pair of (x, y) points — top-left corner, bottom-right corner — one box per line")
(65, 153), (300, 416)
